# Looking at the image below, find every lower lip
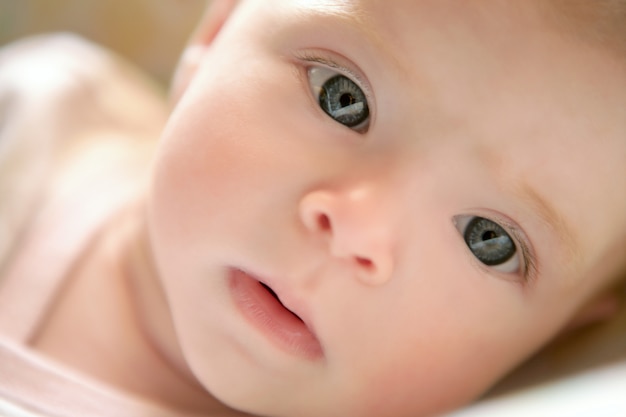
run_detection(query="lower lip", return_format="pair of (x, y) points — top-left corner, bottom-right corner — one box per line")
(228, 268), (323, 360)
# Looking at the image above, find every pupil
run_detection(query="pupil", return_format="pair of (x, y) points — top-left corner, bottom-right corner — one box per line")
(318, 75), (369, 128)
(463, 217), (516, 267)
(339, 93), (354, 107)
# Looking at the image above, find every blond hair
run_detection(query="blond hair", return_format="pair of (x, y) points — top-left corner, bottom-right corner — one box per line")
(542, 0), (626, 57)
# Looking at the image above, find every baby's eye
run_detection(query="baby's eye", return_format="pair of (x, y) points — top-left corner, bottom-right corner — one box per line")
(307, 66), (370, 131)
(455, 216), (521, 274)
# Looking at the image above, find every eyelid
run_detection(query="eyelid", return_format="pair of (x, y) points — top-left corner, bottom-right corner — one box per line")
(454, 213), (538, 286)
(292, 49), (375, 119)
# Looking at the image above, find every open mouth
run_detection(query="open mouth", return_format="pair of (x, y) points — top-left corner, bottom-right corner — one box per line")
(259, 282), (304, 322)
(228, 268), (323, 360)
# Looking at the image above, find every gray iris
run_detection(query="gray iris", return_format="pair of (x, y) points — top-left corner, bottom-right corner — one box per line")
(464, 217), (516, 266)
(319, 75), (369, 127)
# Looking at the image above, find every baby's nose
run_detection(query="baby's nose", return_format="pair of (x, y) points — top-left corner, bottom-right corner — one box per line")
(298, 186), (395, 286)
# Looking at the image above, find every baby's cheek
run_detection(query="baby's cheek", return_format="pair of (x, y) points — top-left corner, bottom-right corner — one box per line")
(351, 323), (533, 417)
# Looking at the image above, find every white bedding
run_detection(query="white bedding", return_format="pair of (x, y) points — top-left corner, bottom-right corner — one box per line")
(447, 360), (626, 417)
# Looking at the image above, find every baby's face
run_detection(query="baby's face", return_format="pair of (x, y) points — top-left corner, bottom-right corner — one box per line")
(148, 1), (626, 416)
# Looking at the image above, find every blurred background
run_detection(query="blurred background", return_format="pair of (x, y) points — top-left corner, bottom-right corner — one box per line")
(0, 0), (206, 85)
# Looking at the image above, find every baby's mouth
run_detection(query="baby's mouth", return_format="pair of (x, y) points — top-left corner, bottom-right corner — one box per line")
(228, 268), (323, 360)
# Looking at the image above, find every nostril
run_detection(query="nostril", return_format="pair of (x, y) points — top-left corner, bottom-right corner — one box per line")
(355, 256), (374, 269)
(317, 213), (332, 232)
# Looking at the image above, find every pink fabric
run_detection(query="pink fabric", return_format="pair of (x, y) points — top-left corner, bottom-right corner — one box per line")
(0, 340), (175, 417)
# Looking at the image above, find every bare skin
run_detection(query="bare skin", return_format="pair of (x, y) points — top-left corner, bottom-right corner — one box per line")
(4, 1), (625, 417)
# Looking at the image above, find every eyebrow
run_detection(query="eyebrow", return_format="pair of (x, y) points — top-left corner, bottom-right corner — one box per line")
(292, 1), (390, 59)
(510, 180), (582, 270)
(293, 1), (374, 30)
(291, 1), (413, 87)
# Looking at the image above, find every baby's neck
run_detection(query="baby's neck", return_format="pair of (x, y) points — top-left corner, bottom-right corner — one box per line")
(31, 201), (241, 415)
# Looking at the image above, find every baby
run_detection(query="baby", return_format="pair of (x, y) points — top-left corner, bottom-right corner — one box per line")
(0, 1), (625, 417)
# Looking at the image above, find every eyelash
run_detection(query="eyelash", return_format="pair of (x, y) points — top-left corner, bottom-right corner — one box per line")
(295, 51), (371, 92)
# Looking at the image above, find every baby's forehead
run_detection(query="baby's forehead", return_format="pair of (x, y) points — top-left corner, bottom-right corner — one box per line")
(284, 0), (571, 88)
(277, 5), (626, 191)
(289, 0), (542, 38)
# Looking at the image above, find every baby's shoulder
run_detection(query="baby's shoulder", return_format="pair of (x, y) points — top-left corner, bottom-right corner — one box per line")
(0, 33), (168, 269)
